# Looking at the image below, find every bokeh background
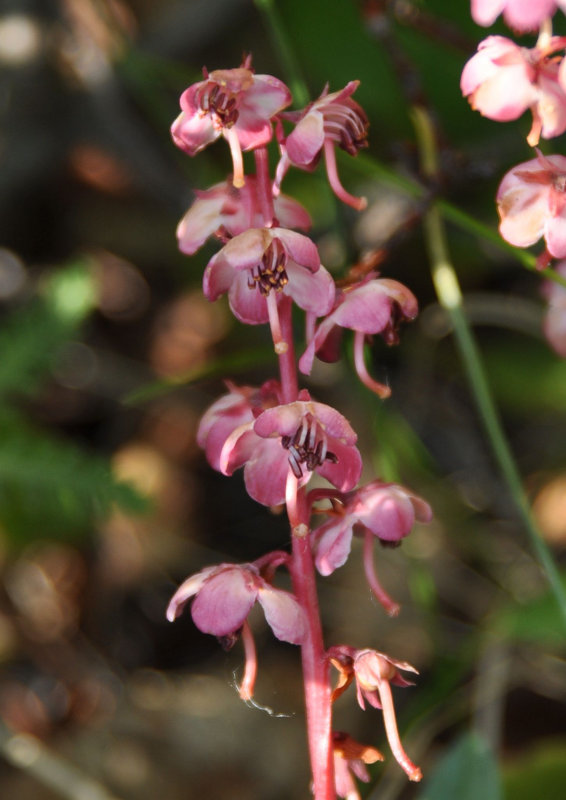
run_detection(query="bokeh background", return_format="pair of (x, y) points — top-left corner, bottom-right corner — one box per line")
(0, 0), (565, 798)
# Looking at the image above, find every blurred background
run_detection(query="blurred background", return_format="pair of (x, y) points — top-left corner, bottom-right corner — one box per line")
(0, 0), (565, 797)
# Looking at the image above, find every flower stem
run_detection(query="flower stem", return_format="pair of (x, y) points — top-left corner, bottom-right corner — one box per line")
(412, 104), (566, 632)
(288, 482), (335, 800)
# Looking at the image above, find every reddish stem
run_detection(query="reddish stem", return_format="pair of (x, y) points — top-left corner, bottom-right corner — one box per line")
(258, 140), (334, 798)
(288, 482), (335, 800)
(255, 148), (276, 226)
(277, 295), (299, 403)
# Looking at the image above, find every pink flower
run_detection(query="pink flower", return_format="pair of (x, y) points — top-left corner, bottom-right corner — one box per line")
(461, 36), (566, 146)
(177, 177), (312, 255)
(197, 380), (281, 472)
(497, 150), (566, 257)
(471, 0), (566, 32)
(299, 273), (418, 398)
(332, 732), (383, 800)
(329, 647), (422, 782)
(219, 390), (362, 506)
(312, 481), (432, 576)
(167, 560), (305, 644)
(276, 81), (369, 210)
(542, 261), (566, 355)
(171, 57), (291, 188)
(203, 227), (335, 325)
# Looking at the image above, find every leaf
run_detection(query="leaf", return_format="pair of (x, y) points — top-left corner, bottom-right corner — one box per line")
(492, 575), (566, 647)
(418, 731), (502, 800)
(0, 261), (96, 399)
(0, 413), (147, 544)
(503, 740), (566, 800)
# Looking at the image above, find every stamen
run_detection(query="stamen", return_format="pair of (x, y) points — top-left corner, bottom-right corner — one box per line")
(280, 413), (338, 477)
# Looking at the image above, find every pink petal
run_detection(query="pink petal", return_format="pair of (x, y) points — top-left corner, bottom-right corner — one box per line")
(203, 252), (236, 301)
(273, 194), (312, 230)
(285, 262), (335, 315)
(285, 109), (325, 166)
(537, 70), (566, 140)
(212, 228), (273, 272)
(359, 488), (416, 542)
(166, 566), (219, 621)
(314, 518), (355, 576)
(503, 0), (557, 31)
(177, 190), (226, 255)
(243, 438), (304, 506)
(171, 110), (219, 155)
(257, 586), (305, 643)
(317, 439), (362, 492)
(232, 117), (273, 151)
(545, 210), (566, 257)
(228, 271), (269, 324)
(471, 0), (506, 26)
(242, 74), (292, 119)
(191, 566), (257, 636)
(276, 229), (320, 270)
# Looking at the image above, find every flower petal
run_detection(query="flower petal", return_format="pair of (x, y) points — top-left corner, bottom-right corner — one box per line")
(166, 566), (219, 621)
(257, 585), (305, 643)
(285, 262), (335, 316)
(191, 566), (257, 636)
(314, 518), (355, 576)
(286, 109), (325, 166)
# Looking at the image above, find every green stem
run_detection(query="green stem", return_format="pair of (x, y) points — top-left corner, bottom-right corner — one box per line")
(253, 0), (310, 107)
(412, 104), (566, 631)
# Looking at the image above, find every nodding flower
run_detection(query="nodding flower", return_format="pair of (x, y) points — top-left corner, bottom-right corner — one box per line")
(167, 555), (303, 700)
(171, 57), (292, 188)
(299, 272), (418, 399)
(275, 81), (369, 210)
(328, 646), (422, 783)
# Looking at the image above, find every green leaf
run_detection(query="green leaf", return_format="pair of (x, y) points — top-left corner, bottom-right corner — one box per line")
(418, 732), (502, 800)
(0, 414), (148, 544)
(503, 740), (566, 800)
(492, 575), (566, 647)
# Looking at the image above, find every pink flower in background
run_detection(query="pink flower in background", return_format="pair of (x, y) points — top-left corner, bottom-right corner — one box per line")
(542, 262), (566, 356)
(203, 227), (335, 324)
(471, 0), (566, 31)
(177, 177), (311, 255)
(197, 380), (281, 472)
(276, 81), (369, 210)
(312, 481), (432, 577)
(167, 561), (305, 644)
(299, 274), (418, 398)
(171, 58), (291, 188)
(497, 151), (566, 257)
(461, 36), (566, 146)
(332, 732), (383, 800)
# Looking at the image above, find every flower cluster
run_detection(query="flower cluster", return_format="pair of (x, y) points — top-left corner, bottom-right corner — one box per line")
(167, 56), (430, 800)
(463, 0), (566, 352)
